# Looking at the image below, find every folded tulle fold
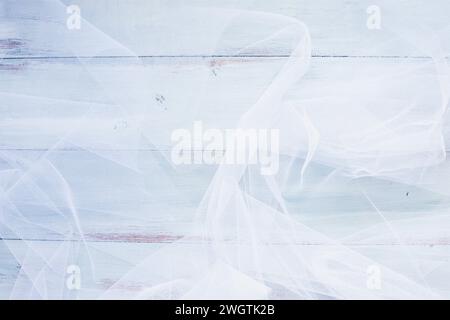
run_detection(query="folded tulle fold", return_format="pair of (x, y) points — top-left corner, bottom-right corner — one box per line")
(2, 3), (450, 299)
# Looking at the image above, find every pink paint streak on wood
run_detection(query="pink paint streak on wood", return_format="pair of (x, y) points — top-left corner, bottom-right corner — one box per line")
(87, 232), (183, 243)
(0, 38), (26, 50)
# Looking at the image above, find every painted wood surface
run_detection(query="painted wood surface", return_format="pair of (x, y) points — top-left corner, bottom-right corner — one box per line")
(2, 0), (450, 58)
(2, 56), (449, 149)
(1, 0), (450, 298)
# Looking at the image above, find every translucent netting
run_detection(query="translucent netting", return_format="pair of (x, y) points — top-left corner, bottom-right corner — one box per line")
(1, 1), (450, 299)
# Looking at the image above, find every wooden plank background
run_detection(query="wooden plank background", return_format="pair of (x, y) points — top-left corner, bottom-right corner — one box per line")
(1, 0), (450, 298)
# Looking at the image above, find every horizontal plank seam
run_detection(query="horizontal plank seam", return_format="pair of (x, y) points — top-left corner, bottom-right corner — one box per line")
(0, 55), (445, 60)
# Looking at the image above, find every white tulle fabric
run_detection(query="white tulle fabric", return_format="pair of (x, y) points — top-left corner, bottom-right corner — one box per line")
(2, 1), (450, 299)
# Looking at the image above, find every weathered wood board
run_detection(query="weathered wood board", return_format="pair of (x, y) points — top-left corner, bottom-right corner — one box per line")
(1, 0), (450, 299)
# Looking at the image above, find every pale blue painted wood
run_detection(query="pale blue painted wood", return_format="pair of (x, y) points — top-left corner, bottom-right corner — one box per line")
(1, 0), (450, 58)
(1, 57), (449, 149)
(1, 0), (450, 298)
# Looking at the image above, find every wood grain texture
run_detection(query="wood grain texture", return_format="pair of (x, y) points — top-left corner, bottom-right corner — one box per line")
(1, 0), (450, 298)
(1, 149), (450, 245)
(1, 239), (450, 298)
(1, 0), (450, 58)
(1, 56), (449, 149)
